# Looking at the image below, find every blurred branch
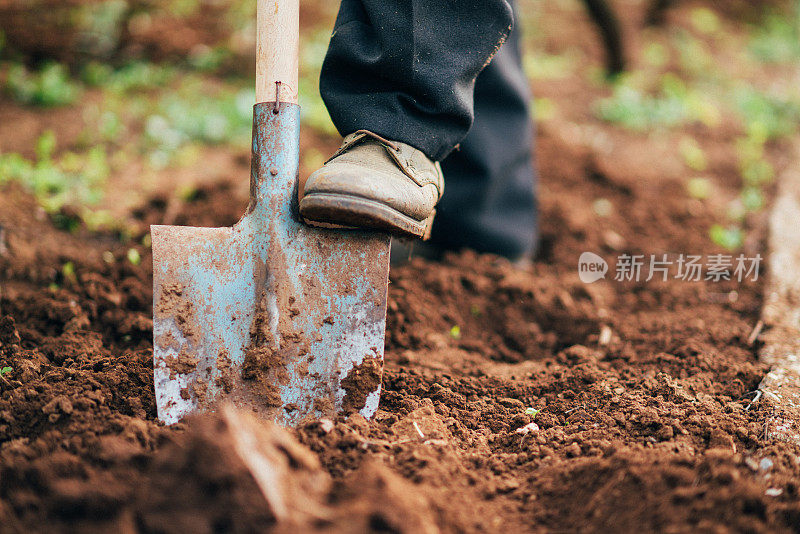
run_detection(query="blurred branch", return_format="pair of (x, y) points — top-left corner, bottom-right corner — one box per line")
(580, 0), (626, 76)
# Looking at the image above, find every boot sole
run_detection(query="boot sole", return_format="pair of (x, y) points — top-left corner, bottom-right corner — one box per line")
(299, 193), (434, 239)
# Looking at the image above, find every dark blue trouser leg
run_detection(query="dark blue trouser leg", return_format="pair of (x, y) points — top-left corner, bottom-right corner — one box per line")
(431, 18), (538, 259)
(321, 0), (537, 259)
(320, 0), (514, 162)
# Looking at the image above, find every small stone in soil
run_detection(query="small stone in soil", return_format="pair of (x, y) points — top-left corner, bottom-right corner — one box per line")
(516, 422), (540, 435)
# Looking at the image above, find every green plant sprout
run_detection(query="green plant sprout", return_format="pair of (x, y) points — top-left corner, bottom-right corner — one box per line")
(741, 187), (764, 211)
(592, 198), (613, 217)
(686, 178), (711, 200)
(734, 85), (800, 142)
(450, 326), (462, 340)
(127, 248), (142, 266)
(189, 45), (234, 72)
(673, 30), (715, 77)
(679, 137), (707, 171)
(710, 224), (744, 251)
(62, 262), (76, 282)
(142, 83), (254, 168)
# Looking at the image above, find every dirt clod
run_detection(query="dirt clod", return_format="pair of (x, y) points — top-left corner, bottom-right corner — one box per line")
(340, 355), (382, 413)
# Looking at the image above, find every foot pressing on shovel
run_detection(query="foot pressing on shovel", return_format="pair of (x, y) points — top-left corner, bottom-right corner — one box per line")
(300, 131), (444, 239)
(298, 0), (535, 257)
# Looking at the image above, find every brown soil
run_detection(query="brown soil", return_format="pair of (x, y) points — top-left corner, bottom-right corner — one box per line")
(2, 107), (800, 530)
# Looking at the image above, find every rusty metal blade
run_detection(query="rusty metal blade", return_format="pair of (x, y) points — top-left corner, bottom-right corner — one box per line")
(152, 103), (390, 426)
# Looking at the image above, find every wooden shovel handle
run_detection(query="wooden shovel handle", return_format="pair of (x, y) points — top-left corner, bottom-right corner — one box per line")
(256, 0), (299, 104)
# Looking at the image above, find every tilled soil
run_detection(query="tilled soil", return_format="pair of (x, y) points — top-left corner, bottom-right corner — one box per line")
(2, 118), (800, 532)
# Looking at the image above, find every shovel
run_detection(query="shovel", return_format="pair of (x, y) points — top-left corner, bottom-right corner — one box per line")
(151, 0), (391, 426)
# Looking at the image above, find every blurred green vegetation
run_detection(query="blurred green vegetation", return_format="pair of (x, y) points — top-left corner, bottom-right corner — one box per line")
(0, 0), (338, 229)
(587, 4), (800, 251)
(0, 131), (108, 214)
(5, 63), (81, 106)
(141, 81), (255, 167)
(595, 72), (720, 131)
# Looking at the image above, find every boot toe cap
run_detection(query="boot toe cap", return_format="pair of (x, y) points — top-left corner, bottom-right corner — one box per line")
(303, 163), (438, 221)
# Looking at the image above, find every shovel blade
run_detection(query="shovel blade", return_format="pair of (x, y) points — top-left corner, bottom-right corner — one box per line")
(152, 224), (252, 424)
(152, 103), (390, 426)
